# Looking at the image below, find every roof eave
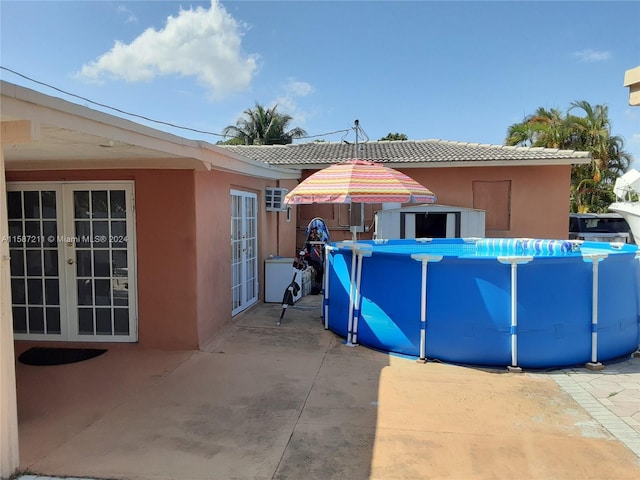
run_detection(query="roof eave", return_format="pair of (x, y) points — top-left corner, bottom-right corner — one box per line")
(1, 81), (300, 180)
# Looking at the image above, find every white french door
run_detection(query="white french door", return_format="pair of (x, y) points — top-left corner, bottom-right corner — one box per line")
(8, 182), (137, 342)
(231, 190), (258, 315)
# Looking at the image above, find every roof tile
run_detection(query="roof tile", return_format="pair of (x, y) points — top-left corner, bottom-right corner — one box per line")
(219, 139), (590, 167)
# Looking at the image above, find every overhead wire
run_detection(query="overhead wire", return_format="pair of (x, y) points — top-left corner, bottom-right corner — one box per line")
(0, 66), (354, 143)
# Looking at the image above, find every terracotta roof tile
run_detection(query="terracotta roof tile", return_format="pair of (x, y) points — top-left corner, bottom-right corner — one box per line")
(219, 139), (591, 167)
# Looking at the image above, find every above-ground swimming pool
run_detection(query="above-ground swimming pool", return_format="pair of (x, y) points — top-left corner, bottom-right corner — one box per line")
(324, 238), (640, 369)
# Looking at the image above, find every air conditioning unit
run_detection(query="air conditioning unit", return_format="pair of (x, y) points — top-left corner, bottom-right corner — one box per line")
(265, 187), (289, 211)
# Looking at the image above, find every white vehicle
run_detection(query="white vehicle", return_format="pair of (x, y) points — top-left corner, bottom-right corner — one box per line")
(609, 169), (640, 244)
(569, 213), (633, 244)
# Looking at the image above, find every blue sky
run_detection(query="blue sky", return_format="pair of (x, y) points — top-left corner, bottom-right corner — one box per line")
(1, 0), (639, 163)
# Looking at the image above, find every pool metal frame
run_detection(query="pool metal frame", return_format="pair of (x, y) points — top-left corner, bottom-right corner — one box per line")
(323, 238), (640, 370)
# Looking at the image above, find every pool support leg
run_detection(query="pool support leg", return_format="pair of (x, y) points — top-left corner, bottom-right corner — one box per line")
(323, 246), (335, 330)
(585, 253), (608, 371)
(337, 243), (372, 347)
(411, 254), (443, 363)
(346, 250), (357, 346)
(351, 252), (365, 345)
(498, 256), (533, 372)
(633, 253), (640, 358)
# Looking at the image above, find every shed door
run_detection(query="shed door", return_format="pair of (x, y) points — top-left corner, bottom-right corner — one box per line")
(231, 190), (258, 315)
(401, 212), (460, 238)
(8, 182), (137, 342)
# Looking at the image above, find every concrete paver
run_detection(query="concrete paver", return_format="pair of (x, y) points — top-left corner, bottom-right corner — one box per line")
(11, 296), (640, 480)
(545, 356), (640, 457)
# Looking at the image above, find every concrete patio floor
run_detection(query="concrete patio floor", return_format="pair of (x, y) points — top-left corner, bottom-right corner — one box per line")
(12, 296), (640, 480)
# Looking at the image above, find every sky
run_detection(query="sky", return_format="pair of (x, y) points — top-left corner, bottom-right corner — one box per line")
(1, 0), (639, 164)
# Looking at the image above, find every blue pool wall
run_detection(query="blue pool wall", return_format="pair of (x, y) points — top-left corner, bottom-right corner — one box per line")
(325, 238), (640, 368)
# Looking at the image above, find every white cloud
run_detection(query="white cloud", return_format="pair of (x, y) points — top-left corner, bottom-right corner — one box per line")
(572, 49), (611, 62)
(116, 5), (138, 24)
(77, 0), (258, 100)
(271, 79), (314, 124)
(287, 80), (313, 97)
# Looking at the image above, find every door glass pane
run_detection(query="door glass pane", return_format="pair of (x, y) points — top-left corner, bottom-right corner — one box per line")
(110, 191), (126, 218)
(75, 221), (91, 247)
(41, 191), (57, 218)
(94, 250), (110, 277)
(113, 279), (128, 306)
(96, 308), (112, 335)
(78, 308), (94, 334)
(28, 307), (45, 333)
(114, 308), (129, 334)
(74, 191), (90, 218)
(25, 250), (42, 276)
(23, 191), (40, 218)
(111, 221), (127, 247)
(7, 191), (22, 219)
(92, 221), (109, 247)
(13, 307), (27, 333)
(113, 250), (127, 272)
(94, 279), (111, 305)
(46, 308), (61, 334)
(91, 191), (109, 219)
(77, 279), (93, 305)
(45, 279), (60, 305)
(11, 278), (25, 304)
(27, 279), (43, 305)
(8, 221), (23, 247)
(43, 221), (57, 246)
(76, 250), (92, 277)
(10, 250), (24, 276)
(43, 250), (59, 276)
(25, 221), (42, 247)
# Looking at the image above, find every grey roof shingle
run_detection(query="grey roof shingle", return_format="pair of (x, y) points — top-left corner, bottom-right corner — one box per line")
(219, 139), (591, 167)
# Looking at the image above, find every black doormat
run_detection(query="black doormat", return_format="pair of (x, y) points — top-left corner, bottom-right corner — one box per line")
(18, 347), (108, 366)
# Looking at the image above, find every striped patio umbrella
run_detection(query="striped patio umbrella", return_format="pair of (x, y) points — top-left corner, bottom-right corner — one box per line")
(284, 159), (437, 205)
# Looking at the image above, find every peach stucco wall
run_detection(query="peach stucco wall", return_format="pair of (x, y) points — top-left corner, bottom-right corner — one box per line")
(6, 169), (200, 349)
(295, 164), (572, 241)
(193, 172), (297, 348)
(408, 165), (572, 239)
(7, 169), (298, 351)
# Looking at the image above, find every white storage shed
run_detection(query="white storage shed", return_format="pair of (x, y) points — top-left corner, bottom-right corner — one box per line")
(374, 204), (486, 240)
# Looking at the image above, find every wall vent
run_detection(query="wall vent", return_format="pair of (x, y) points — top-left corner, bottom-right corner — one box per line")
(265, 187), (289, 211)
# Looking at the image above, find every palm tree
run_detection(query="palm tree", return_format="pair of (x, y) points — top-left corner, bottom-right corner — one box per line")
(379, 133), (408, 141)
(567, 101), (631, 212)
(222, 103), (307, 145)
(505, 107), (567, 148)
(505, 101), (632, 213)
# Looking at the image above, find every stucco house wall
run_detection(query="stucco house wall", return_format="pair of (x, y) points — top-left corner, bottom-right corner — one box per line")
(6, 168), (298, 350)
(221, 142), (589, 246)
(408, 164), (572, 239)
(291, 163), (573, 244)
(194, 171), (298, 349)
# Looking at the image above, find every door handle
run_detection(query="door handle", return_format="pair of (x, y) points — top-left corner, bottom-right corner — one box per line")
(67, 258), (75, 265)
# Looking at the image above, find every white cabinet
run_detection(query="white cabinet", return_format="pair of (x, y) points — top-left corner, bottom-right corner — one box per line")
(264, 257), (304, 303)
